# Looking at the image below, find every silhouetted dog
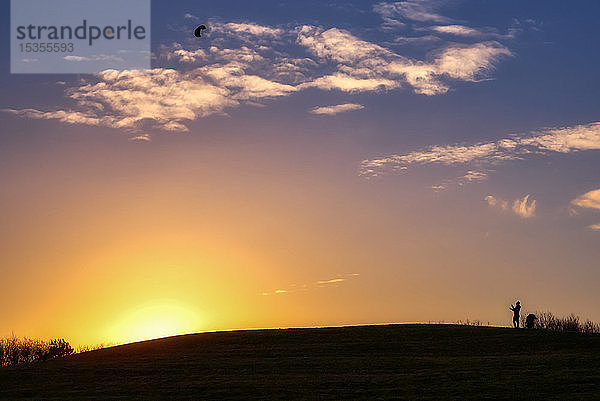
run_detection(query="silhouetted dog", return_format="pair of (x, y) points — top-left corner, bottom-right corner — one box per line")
(525, 314), (537, 329)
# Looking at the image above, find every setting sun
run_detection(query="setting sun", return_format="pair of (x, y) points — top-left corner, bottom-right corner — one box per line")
(107, 301), (202, 343)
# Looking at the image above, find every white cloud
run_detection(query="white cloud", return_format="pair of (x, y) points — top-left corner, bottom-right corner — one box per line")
(3, 69), (237, 132)
(485, 195), (508, 210)
(431, 25), (482, 37)
(304, 73), (400, 92)
(462, 170), (488, 182)
(386, 42), (511, 95)
(571, 188), (600, 231)
(170, 47), (207, 63)
(361, 122), (600, 177)
(373, 1), (451, 25)
(297, 26), (511, 96)
(429, 24), (515, 40)
(373, 0), (523, 50)
(393, 35), (441, 45)
(361, 143), (504, 176)
(521, 124), (600, 153)
(64, 54), (124, 63)
(200, 63), (298, 100)
(3, 108), (105, 126)
(297, 26), (392, 64)
(486, 194), (536, 218)
(215, 22), (284, 38)
(571, 188), (600, 210)
(64, 55), (91, 62)
(426, 170), (487, 192)
(512, 195), (537, 218)
(433, 42), (512, 81)
(5, 14), (514, 133)
(129, 134), (150, 142)
(309, 103), (365, 115)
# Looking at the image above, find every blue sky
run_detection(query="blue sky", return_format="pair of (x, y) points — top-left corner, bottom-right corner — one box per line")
(1, 0), (600, 342)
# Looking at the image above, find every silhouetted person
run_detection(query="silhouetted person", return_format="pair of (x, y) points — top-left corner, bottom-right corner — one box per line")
(525, 313), (537, 329)
(510, 301), (521, 328)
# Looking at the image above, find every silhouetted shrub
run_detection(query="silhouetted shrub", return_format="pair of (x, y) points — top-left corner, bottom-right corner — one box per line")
(44, 339), (74, 360)
(525, 311), (600, 334)
(561, 314), (581, 332)
(1, 336), (74, 367)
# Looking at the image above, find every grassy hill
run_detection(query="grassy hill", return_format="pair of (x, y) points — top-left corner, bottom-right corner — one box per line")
(1, 324), (599, 400)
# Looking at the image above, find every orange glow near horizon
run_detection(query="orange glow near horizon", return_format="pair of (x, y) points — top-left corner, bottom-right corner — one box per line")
(49, 241), (270, 346)
(3, 124), (600, 348)
(106, 300), (203, 344)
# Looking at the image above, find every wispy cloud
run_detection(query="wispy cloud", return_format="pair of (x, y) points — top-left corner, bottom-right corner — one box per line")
(213, 22), (284, 38)
(373, 1), (451, 26)
(571, 188), (600, 230)
(431, 25), (482, 37)
(64, 55), (91, 62)
(373, 0), (524, 48)
(428, 170), (488, 192)
(4, 68), (237, 132)
(485, 194), (537, 218)
(485, 195), (509, 210)
(129, 134), (150, 142)
(4, 9), (515, 134)
(64, 54), (124, 63)
(428, 25), (515, 40)
(3, 108), (106, 126)
(394, 42), (512, 95)
(297, 25), (512, 95)
(462, 170), (488, 182)
(310, 103), (365, 115)
(304, 73), (401, 92)
(361, 122), (600, 178)
(572, 188), (600, 210)
(316, 278), (346, 284)
(2, 60), (298, 132)
(512, 195), (537, 218)
(261, 273), (360, 296)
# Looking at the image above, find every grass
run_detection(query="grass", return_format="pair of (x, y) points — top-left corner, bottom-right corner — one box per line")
(1, 324), (599, 400)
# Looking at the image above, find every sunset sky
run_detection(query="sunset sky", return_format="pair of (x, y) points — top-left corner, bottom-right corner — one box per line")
(2, 0), (600, 346)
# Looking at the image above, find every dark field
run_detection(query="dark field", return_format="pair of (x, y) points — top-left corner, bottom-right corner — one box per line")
(1, 324), (599, 400)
